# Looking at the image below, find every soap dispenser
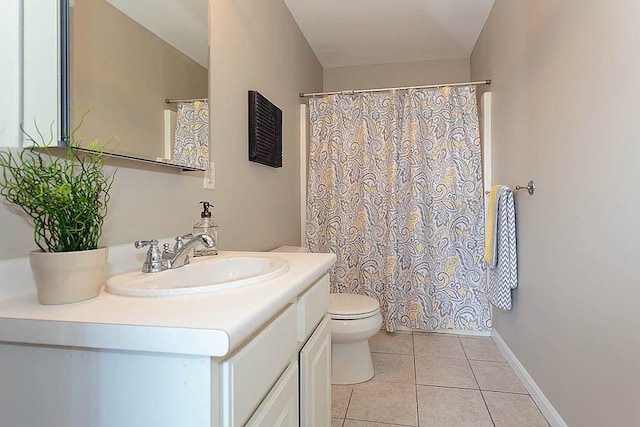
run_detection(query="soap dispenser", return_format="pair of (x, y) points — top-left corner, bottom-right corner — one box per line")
(193, 201), (218, 256)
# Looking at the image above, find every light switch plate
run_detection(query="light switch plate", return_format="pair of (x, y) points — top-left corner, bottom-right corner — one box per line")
(204, 163), (215, 190)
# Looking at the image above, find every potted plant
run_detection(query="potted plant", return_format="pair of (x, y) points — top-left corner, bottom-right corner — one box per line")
(0, 114), (115, 304)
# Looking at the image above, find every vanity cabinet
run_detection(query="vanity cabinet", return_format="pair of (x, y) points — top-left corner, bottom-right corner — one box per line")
(219, 304), (298, 425)
(246, 316), (331, 427)
(0, 250), (336, 427)
(245, 315), (331, 427)
(219, 274), (331, 426)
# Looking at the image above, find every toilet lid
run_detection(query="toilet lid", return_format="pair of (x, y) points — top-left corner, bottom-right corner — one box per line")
(328, 293), (380, 319)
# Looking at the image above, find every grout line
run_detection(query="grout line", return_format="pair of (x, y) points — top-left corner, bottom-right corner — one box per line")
(413, 355), (469, 360)
(344, 417), (414, 427)
(459, 333), (469, 358)
(459, 334), (481, 391)
(462, 333), (496, 427)
(343, 385), (355, 420)
(480, 388), (530, 395)
(411, 331), (421, 426)
(457, 334), (482, 390)
(529, 398), (552, 426)
(479, 390), (549, 426)
(371, 352), (413, 356)
(458, 336), (508, 363)
(467, 359), (508, 373)
(480, 390), (497, 427)
(417, 383), (480, 392)
(469, 359), (511, 366)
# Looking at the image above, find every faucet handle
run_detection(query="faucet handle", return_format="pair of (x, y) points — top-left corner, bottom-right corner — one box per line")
(134, 239), (166, 273)
(134, 239), (158, 249)
(162, 243), (177, 263)
(173, 234), (194, 252)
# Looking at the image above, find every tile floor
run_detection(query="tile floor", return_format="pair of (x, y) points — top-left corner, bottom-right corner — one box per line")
(331, 331), (550, 427)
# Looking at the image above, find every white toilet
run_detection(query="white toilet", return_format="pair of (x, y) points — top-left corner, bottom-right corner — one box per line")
(329, 292), (383, 384)
(270, 246), (383, 384)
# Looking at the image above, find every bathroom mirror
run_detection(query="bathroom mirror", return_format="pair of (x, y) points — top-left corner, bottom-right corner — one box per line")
(65, 0), (209, 170)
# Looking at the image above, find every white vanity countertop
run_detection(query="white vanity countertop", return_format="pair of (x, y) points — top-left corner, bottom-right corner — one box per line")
(0, 250), (336, 358)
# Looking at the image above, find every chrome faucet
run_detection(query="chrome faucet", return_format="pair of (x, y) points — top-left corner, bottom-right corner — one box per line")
(135, 234), (215, 273)
(162, 233), (193, 262)
(135, 239), (165, 273)
(164, 233), (215, 269)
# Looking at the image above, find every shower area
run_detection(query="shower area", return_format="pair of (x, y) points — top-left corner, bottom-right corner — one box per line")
(301, 83), (492, 333)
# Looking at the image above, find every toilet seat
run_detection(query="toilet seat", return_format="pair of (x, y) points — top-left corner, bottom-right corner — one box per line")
(329, 293), (380, 320)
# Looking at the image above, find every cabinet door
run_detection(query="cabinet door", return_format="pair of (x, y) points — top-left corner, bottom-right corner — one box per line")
(299, 315), (331, 427)
(220, 304), (297, 426)
(246, 362), (299, 427)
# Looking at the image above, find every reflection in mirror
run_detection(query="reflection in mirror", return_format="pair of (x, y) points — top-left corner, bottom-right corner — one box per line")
(69, 0), (209, 169)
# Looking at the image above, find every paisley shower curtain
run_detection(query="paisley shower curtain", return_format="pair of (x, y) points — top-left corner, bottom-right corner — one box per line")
(306, 86), (491, 332)
(173, 100), (209, 169)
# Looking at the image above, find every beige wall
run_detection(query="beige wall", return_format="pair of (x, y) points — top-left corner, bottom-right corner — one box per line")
(0, 0), (322, 259)
(471, 1), (640, 425)
(71, 0), (208, 159)
(323, 58), (469, 92)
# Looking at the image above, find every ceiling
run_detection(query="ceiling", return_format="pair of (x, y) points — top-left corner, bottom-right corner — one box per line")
(283, 0), (495, 69)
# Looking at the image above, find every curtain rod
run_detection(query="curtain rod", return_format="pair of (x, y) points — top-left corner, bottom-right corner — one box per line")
(165, 97), (208, 104)
(299, 80), (491, 98)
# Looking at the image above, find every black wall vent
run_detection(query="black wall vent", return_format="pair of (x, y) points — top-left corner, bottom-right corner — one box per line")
(248, 91), (282, 168)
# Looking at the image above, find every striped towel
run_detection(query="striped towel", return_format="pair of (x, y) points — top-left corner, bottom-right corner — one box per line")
(486, 186), (518, 310)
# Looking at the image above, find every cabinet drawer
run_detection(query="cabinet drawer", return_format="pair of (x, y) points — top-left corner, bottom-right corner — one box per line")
(220, 304), (297, 426)
(246, 362), (299, 426)
(297, 274), (330, 342)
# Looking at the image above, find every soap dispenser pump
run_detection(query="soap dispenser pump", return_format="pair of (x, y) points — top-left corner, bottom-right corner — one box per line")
(193, 201), (218, 256)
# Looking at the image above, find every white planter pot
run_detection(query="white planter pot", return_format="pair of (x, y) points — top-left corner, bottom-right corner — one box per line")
(29, 247), (109, 305)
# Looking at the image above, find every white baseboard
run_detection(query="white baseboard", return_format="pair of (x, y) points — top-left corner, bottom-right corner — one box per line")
(492, 331), (567, 427)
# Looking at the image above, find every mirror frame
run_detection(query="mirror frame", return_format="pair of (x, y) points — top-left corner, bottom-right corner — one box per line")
(60, 0), (70, 147)
(58, 0), (207, 172)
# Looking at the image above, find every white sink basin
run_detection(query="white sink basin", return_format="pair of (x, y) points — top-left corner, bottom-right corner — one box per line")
(105, 255), (289, 297)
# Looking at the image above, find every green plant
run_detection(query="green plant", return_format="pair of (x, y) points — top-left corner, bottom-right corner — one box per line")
(0, 114), (116, 252)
